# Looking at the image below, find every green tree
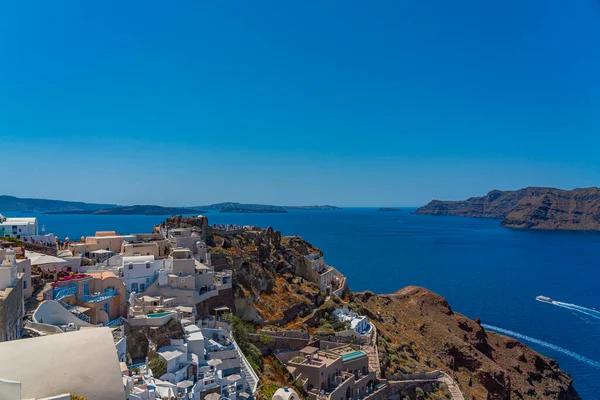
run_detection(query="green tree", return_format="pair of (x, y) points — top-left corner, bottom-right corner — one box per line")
(259, 333), (273, 345)
(148, 357), (167, 378)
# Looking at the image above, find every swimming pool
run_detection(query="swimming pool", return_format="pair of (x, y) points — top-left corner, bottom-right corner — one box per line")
(341, 351), (366, 361)
(147, 312), (174, 318)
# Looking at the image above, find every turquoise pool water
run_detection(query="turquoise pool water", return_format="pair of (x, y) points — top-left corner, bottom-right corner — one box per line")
(342, 351), (366, 361)
(147, 312), (174, 318)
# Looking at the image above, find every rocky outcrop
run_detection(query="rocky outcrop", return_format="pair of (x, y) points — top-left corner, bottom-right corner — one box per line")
(125, 319), (185, 361)
(356, 287), (580, 400)
(415, 187), (600, 230)
(207, 229), (323, 325)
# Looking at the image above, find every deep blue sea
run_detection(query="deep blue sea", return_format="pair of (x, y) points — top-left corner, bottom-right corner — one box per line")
(9, 208), (600, 397)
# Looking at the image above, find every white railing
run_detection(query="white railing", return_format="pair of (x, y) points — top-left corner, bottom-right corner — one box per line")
(229, 332), (259, 394)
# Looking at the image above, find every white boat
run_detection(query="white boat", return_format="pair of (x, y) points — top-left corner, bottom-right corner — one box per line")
(536, 295), (553, 303)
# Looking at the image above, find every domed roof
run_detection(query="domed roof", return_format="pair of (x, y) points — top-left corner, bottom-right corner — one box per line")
(272, 387), (300, 400)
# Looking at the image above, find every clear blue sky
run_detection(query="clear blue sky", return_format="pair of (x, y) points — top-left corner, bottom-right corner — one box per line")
(1, 0), (599, 207)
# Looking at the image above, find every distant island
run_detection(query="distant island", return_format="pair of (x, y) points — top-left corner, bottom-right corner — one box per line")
(378, 207), (402, 212)
(43, 205), (207, 216)
(42, 205), (206, 215)
(415, 187), (600, 230)
(0, 196), (341, 214)
(0, 195), (115, 213)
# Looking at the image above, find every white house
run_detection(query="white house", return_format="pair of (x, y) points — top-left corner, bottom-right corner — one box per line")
(332, 306), (370, 335)
(121, 255), (160, 294)
(0, 216), (38, 238)
(0, 248), (19, 291)
(158, 339), (194, 384)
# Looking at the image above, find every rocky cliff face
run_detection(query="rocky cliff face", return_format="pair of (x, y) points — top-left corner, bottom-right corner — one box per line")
(207, 228), (324, 325)
(415, 187), (600, 230)
(356, 287), (580, 400)
(502, 187), (600, 230)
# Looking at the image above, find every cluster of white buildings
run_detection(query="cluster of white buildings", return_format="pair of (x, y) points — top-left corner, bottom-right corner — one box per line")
(126, 321), (258, 400)
(0, 214), (364, 400)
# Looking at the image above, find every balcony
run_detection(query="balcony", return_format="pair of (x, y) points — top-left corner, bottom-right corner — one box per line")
(52, 284), (76, 301)
(83, 288), (118, 303)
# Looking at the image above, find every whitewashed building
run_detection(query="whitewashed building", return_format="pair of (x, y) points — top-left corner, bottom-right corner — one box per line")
(0, 215), (38, 238)
(121, 255), (161, 294)
(333, 306), (370, 335)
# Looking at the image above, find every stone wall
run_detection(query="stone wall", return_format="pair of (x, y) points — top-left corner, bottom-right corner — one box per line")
(0, 276), (24, 341)
(24, 243), (57, 256)
(387, 380), (441, 399)
(248, 332), (310, 355)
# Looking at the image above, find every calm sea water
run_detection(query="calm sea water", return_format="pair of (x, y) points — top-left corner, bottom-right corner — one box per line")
(9, 209), (600, 397)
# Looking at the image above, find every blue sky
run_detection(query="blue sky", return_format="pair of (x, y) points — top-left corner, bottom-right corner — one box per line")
(1, 0), (599, 206)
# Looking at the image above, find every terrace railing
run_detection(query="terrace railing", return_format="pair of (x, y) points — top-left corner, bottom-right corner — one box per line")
(53, 284), (77, 301)
(83, 288), (118, 303)
(142, 273), (159, 292)
(106, 316), (123, 327)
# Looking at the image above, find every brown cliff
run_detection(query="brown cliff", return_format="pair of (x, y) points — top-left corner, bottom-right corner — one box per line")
(355, 287), (580, 400)
(207, 228), (324, 325)
(415, 187), (600, 230)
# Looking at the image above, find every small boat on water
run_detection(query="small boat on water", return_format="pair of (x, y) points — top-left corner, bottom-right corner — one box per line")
(536, 295), (553, 303)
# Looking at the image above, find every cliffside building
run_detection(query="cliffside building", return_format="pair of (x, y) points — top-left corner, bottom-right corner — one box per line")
(0, 248), (24, 341)
(0, 216), (38, 238)
(69, 231), (136, 257)
(286, 345), (375, 400)
(332, 306), (370, 335)
(0, 248), (32, 300)
(299, 254), (346, 296)
(42, 270), (126, 326)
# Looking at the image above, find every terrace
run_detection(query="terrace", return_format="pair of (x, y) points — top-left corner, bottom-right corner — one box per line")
(83, 288), (118, 303)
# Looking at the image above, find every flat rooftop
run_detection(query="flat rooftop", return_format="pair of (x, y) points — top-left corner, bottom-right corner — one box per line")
(0, 327), (125, 399)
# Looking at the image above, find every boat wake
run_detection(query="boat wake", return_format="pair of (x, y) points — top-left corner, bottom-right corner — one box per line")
(482, 324), (600, 369)
(537, 296), (600, 320)
(552, 301), (600, 320)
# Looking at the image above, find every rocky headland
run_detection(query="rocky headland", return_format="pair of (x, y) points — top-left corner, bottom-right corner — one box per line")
(195, 220), (581, 399)
(355, 287), (579, 400)
(415, 187), (600, 230)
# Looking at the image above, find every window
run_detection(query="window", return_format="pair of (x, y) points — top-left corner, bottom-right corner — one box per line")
(146, 262), (151, 269)
(140, 283), (145, 291)
(128, 263), (133, 270)
(23, 281), (27, 289)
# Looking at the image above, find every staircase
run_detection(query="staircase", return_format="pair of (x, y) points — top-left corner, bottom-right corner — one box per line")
(106, 316), (123, 327)
(58, 300), (91, 324)
(229, 332), (259, 394)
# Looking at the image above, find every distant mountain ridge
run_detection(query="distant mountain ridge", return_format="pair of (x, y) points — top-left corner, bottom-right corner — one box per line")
(0, 195), (115, 212)
(0, 196), (341, 214)
(44, 205), (207, 216)
(415, 187), (600, 230)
